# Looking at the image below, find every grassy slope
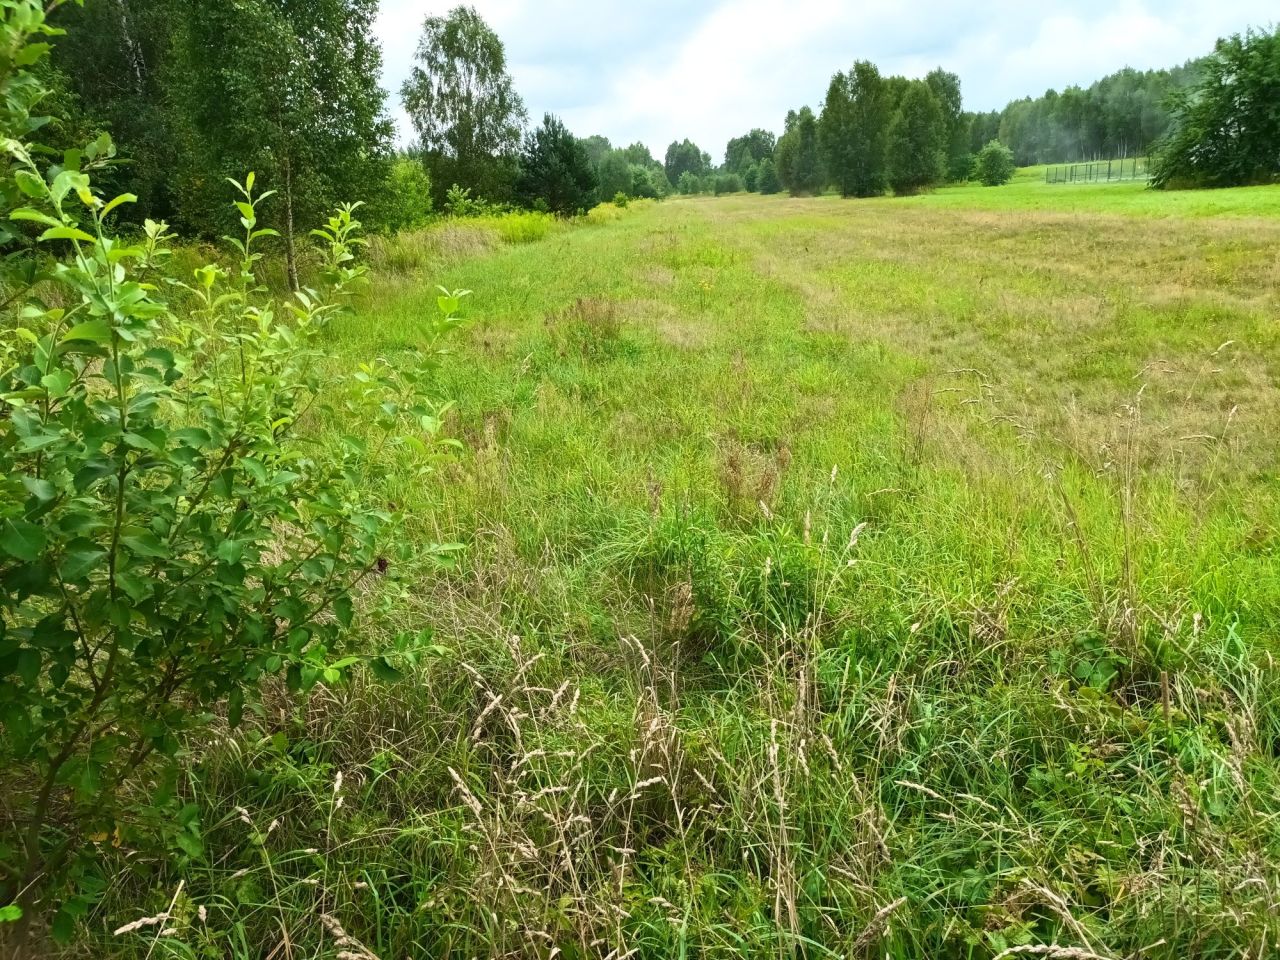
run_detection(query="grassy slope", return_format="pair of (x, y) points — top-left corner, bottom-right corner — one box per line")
(97, 180), (1280, 958)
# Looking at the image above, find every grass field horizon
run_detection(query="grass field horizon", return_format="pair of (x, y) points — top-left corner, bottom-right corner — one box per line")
(91, 176), (1280, 959)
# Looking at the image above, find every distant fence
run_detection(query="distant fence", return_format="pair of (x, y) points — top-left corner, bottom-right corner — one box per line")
(1045, 157), (1151, 184)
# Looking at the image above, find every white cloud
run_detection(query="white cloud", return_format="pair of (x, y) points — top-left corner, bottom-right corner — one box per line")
(374, 0), (1277, 159)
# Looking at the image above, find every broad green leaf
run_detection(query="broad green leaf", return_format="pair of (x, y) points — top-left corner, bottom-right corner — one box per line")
(16, 648), (40, 685)
(39, 225), (96, 244)
(10, 207), (62, 228)
(14, 170), (44, 197)
(1, 519), (47, 561)
(16, 42), (52, 66)
(120, 533), (167, 558)
(369, 656), (404, 683)
(60, 543), (106, 582)
(59, 319), (112, 344)
(101, 193), (138, 218)
(21, 476), (55, 501)
(40, 368), (73, 397)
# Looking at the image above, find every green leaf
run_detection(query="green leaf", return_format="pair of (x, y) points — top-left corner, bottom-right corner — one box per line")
(227, 688), (244, 728)
(1, 519), (47, 561)
(10, 207), (63, 228)
(40, 368), (74, 397)
(39, 225), (97, 244)
(16, 648), (40, 685)
(22, 476), (55, 501)
(174, 831), (204, 858)
(0, 904), (22, 923)
(334, 594), (353, 627)
(369, 656), (404, 683)
(60, 542), (107, 582)
(101, 193), (138, 218)
(16, 42), (52, 66)
(51, 907), (74, 944)
(120, 533), (167, 558)
(14, 170), (45, 197)
(59, 319), (112, 344)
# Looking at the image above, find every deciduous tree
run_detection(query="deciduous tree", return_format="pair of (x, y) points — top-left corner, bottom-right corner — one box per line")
(886, 80), (946, 194)
(664, 139), (709, 185)
(1152, 28), (1280, 189)
(724, 128), (776, 171)
(779, 107), (822, 195)
(819, 60), (889, 197)
(169, 0), (393, 287)
(756, 157), (781, 194)
(401, 5), (527, 203)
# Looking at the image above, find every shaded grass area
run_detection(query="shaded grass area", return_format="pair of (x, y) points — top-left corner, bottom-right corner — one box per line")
(90, 182), (1280, 958)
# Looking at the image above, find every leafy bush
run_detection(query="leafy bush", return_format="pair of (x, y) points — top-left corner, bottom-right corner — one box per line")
(975, 139), (1016, 186)
(375, 156), (434, 232)
(948, 151), (975, 182)
(493, 210), (558, 244)
(0, 3), (459, 943)
(756, 158), (782, 195)
(585, 201), (627, 225)
(713, 173), (744, 196)
(444, 183), (489, 218)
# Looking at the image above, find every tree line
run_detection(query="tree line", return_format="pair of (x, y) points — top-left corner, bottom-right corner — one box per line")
(973, 62), (1202, 166)
(656, 58), (1200, 201)
(42, 1), (1279, 264)
(660, 26), (1277, 201)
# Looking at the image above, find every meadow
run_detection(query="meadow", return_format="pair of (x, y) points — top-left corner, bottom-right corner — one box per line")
(94, 177), (1280, 959)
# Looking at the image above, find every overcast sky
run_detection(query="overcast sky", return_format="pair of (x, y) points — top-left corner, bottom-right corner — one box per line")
(373, 1), (1275, 161)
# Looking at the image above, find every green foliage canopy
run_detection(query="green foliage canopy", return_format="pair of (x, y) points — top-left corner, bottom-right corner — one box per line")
(1152, 28), (1280, 189)
(664, 138), (710, 186)
(516, 114), (598, 214)
(401, 5), (527, 203)
(887, 80), (947, 194)
(975, 138), (1016, 186)
(819, 60), (890, 197)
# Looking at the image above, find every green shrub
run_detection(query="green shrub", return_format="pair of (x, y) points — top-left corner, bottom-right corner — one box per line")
(756, 158), (782, 194)
(494, 210), (557, 244)
(444, 183), (488, 218)
(713, 173), (744, 196)
(585, 201), (627, 225)
(0, 3), (460, 943)
(975, 138), (1016, 186)
(375, 156), (434, 232)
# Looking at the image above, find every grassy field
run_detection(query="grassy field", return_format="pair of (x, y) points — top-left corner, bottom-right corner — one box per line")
(95, 178), (1280, 959)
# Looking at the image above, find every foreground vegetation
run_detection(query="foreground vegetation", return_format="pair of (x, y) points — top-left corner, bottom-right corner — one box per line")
(4, 2), (1280, 957)
(50, 174), (1275, 958)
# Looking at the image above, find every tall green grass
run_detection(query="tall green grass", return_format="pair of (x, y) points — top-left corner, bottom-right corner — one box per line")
(81, 182), (1280, 960)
